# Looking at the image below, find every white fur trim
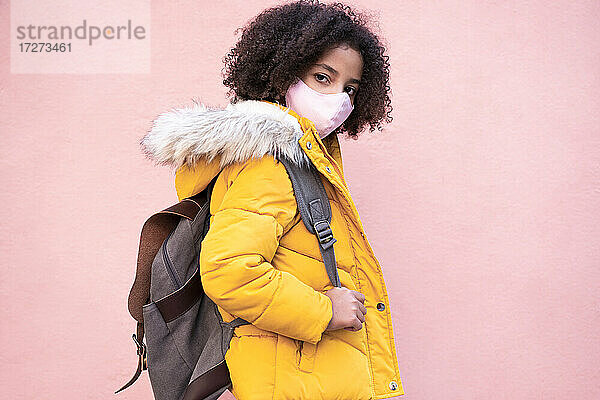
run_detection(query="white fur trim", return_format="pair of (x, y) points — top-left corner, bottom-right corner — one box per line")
(140, 99), (311, 170)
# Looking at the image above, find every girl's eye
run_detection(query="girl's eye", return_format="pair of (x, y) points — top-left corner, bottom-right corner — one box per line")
(345, 87), (356, 96)
(314, 73), (329, 83)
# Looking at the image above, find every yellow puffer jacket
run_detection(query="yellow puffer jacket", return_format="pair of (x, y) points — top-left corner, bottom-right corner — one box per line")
(141, 99), (404, 399)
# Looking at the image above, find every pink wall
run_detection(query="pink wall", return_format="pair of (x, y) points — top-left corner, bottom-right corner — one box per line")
(2, 0), (599, 399)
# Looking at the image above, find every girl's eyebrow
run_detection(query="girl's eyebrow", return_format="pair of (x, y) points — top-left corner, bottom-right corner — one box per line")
(315, 63), (361, 85)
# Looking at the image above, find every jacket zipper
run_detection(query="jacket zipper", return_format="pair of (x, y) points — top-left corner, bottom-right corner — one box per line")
(313, 132), (348, 188)
(162, 230), (182, 289)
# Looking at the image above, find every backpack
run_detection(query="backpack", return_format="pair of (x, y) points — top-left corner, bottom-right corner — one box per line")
(115, 155), (341, 400)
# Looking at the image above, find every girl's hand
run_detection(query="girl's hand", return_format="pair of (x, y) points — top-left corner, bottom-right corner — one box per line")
(324, 287), (367, 332)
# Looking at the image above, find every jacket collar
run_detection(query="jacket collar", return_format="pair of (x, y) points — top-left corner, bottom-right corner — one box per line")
(140, 99), (315, 171)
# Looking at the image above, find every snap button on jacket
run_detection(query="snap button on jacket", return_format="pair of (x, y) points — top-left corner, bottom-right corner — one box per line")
(141, 99), (404, 399)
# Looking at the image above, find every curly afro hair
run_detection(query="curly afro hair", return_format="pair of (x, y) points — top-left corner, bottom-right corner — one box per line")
(221, 0), (392, 139)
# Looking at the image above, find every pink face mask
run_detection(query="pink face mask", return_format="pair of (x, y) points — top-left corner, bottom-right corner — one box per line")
(284, 77), (354, 139)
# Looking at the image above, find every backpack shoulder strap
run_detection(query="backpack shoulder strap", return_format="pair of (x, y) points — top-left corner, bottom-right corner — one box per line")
(276, 155), (341, 288)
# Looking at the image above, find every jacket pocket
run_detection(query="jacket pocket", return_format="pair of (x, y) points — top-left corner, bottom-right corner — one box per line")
(295, 340), (318, 373)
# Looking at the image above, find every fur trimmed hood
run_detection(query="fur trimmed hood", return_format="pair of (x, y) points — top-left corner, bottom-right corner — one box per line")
(140, 99), (312, 171)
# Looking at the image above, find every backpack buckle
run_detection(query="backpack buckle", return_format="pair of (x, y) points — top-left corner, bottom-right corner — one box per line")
(132, 333), (147, 370)
(313, 220), (336, 250)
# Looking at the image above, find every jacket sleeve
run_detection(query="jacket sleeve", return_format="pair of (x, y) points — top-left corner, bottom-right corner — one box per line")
(199, 156), (333, 345)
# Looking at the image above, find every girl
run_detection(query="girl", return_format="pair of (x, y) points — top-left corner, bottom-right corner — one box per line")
(141, 1), (404, 398)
